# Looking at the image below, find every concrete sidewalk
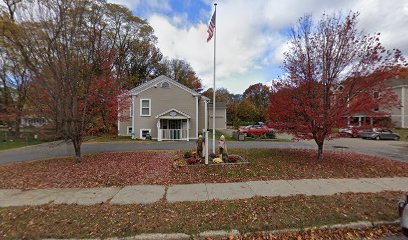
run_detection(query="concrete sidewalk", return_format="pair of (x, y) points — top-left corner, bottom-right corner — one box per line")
(1, 177), (407, 207)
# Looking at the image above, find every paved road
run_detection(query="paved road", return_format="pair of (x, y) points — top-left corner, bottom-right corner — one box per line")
(0, 138), (407, 164)
(1, 177), (407, 207)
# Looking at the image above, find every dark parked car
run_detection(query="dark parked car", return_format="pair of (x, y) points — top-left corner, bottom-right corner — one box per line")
(360, 129), (400, 140)
(399, 193), (408, 237)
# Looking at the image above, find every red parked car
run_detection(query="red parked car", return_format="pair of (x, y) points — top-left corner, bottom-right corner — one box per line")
(238, 125), (271, 137)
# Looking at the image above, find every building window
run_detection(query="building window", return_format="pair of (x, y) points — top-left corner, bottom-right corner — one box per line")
(27, 118), (45, 126)
(127, 126), (133, 135)
(140, 129), (151, 139)
(161, 82), (170, 88)
(373, 91), (379, 112)
(140, 99), (151, 116)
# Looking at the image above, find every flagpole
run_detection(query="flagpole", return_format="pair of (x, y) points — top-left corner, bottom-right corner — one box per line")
(212, 3), (217, 153)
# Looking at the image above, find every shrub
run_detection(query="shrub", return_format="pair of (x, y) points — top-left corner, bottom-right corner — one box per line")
(192, 151), (197, 158)
(265, 131), (276, 139)
(213, 158), (223, 164)
(183, 151), (192, 158)
(186, 157), (200, 165)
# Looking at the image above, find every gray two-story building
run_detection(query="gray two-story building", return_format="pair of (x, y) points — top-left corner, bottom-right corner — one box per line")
(349, 78), (407, 128)
(117, 75), (227, 140)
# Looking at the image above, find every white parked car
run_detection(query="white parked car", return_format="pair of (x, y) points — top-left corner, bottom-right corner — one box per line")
(339, 126), (354, 135)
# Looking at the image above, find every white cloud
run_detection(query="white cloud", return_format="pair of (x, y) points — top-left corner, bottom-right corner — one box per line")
(109, 0), (140, 10)
(353, 0), (408, 54)
(111, 0), (408, 93)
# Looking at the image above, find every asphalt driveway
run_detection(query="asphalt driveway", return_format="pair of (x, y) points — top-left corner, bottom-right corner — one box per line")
(0, 138), (407, 164)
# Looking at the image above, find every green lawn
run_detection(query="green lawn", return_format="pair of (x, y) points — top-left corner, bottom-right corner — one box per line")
(0, 192), (401, 239)
(393, 128), (408, 141)
(207, 129), (235, 141)
(0, 139), (45, 151)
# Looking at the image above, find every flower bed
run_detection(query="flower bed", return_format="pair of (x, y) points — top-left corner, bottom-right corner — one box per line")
(174, 151), (249, 167)
(174, 151), (250, 167)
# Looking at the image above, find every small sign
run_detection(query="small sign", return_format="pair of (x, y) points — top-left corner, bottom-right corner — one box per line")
(238, 134), (245, 141)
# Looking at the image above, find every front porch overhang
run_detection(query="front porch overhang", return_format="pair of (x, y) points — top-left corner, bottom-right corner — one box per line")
(156, 108), (191, 141)
(155, 108), (191, 119)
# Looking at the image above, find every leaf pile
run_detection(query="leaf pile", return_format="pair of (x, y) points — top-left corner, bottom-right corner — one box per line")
(0, 151), (176, 189)
(213, 225), (402, 239)
(1, 149), (408, 189)
(0, 192), (403, 239)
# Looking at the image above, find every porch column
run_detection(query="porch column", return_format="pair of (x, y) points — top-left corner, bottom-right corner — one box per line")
(157, 120), (162, 141)
(358, 117), (362, 127)
(370, 117), (374, 126)
(195, 96), (199, 138)
(187, 119), (190, 141)
(205, 100), (208, 130)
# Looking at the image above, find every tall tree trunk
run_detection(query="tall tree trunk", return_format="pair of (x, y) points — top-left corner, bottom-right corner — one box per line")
(317, 142), (324, 160)
(72, 138), (81, 163)
(14, 115), (21, 139)
(14, 102), (24, 139)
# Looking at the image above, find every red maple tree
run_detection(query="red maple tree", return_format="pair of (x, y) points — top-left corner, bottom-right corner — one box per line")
(30, 59), (130, 162)
(268, 12), (406, 159)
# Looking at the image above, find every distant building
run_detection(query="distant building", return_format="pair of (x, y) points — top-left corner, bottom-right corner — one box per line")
(348, 78), (407, 128)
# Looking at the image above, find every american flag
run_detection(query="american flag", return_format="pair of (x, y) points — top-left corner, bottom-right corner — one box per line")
(207, 9), (216, 42)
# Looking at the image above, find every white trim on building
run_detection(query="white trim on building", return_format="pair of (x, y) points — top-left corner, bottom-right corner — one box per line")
(140, 129), (151, 139)
(140, 98), (151, 117)
(126, 126), (133, 136)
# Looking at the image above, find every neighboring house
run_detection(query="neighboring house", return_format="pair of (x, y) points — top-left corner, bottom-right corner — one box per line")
(117, 75), (227, 140)
(348, 78), (407, 128)
(208, 103), (227, 130)
(20, 117), (48, 127)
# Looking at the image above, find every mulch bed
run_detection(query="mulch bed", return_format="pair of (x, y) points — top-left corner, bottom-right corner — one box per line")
(1, 149), (408, 189)
(0, 192), (403, 239)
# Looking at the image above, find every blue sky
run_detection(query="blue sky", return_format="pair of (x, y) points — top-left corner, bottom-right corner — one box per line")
(111, 0), (408, 93)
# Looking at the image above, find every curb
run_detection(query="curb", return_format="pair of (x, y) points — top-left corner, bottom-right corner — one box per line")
(42, 219), (400, 240)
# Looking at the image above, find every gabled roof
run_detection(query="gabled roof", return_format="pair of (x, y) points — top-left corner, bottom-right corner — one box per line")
(129, 75), (204, 97)
(155, 108), (191, 119)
